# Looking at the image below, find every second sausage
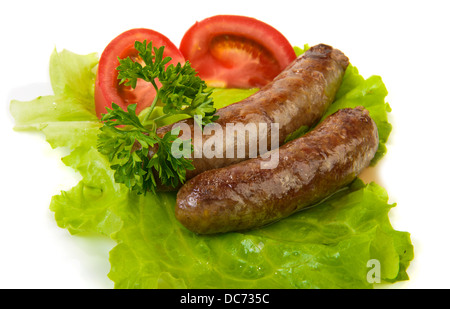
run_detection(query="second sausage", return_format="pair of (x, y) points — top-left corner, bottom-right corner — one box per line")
(176, 107), (379, 234)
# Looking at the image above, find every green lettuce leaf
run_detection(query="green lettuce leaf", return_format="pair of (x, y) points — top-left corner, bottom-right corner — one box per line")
(108, 180), (413, 289)
(210, 87), (259, 109)
(10, 49), (99, 150)
(9, 48), (413, 289)
(50, 146), (127, 236)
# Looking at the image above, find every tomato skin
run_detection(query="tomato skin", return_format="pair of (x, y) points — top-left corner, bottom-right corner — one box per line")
(179, 15), (297, 89)
(94, 28), (185, 119)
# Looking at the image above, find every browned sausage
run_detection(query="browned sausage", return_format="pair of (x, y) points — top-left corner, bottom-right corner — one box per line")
(175, 107), (379, 234)
(156, 44), (349, 184)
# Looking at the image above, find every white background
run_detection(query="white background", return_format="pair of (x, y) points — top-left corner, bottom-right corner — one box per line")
(1, 0), (449, 289)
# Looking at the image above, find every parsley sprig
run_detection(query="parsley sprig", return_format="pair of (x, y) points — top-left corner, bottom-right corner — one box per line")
(97, 40), (218, 194)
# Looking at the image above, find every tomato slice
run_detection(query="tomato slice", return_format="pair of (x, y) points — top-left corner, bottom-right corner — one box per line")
(179, 15), (297, 89)
(94, 28), (185, 119)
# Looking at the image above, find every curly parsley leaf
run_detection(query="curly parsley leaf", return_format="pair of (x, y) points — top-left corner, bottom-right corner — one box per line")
(117, 40), (217, 126)
(97, 40), (218, 194)
(148, 127), (194, 189)
(97, 103), (194, 194)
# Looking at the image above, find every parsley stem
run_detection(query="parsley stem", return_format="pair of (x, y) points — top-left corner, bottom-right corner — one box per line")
(151, 114), (173, 124)
(142, 89), (160, 124)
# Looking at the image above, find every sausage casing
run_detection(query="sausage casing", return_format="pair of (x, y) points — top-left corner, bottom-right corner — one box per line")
(157, 44), (349, 182)
(175, 107), (379, 234)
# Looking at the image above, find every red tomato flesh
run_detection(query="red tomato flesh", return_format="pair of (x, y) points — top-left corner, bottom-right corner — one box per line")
(180, 15), (297, 89)
(94, 28), (185, 119)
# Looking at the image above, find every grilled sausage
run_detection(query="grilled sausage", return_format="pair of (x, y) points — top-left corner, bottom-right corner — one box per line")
(175, 107), (379, 234)
(156, 44), (349, 184)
